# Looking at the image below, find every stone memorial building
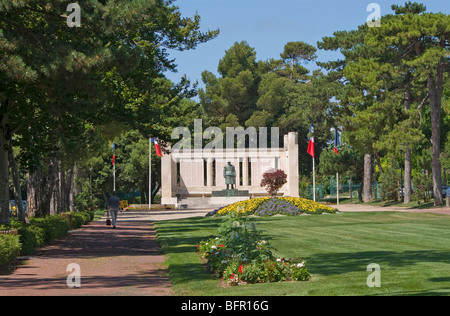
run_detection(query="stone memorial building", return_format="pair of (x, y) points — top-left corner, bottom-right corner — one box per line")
(161, 132), (299, 208)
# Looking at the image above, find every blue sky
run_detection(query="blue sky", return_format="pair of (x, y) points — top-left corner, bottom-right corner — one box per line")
(165, 0), (449, 91)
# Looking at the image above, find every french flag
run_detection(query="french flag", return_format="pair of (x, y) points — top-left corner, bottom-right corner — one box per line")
(307, 124), (314, 158)
(151, 137), (163, 157)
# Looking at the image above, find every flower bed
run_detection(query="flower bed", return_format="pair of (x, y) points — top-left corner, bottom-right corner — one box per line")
(124, 204), (175, 211)
(208, 197), (337, 217)
(198, 213), (310, 286)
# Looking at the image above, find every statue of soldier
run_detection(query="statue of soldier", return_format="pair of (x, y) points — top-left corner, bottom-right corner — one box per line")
(223, 161), (236, 190)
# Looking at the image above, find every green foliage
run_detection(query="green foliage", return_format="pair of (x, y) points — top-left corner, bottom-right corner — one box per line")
(379, 162), (400, 202)
(2, 211), (94, 259)
(413, 173), (433, 204)
(11, 219), (45, 255)
(0, 234), (21, 268)
(29, 215), (70, 242)
(198, 213), (310, 286)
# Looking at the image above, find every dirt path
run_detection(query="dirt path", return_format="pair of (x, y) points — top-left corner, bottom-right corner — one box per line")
(0, 209), (211, 296)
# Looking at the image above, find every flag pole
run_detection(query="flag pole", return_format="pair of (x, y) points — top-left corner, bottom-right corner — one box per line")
(313, 156), (316, 201)
(112, 143), (116, 192)
(336, 172), (339, 206)
(149, 137), (152, 210)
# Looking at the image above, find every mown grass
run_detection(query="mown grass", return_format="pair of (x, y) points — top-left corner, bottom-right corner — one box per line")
(155, 212), (450, 296)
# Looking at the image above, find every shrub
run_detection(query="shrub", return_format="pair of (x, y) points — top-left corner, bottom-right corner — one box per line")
(30, 215), (70, 242)
(260, 169), (287, 196)
(71, 211), (94, 229)
(10, 219), (45, 255)
(412, 173), (433, 204)
(0, 234), (21, 268)
(198, 213), (311, 286)
(379, 164), (400, 201)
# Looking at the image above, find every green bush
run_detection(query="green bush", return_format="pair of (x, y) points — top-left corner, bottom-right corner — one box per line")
(0, 234), (21, 268)
(198, 213), (311, 286)
(71, 211), (94, 229)
(380, 164), (400, 201)
(11, 219), (45, 255)
(30, 215), (70, 242)
(3, 211), (95, 258)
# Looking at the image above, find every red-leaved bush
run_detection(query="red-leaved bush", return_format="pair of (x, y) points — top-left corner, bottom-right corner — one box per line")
(260, 169), (287, 196)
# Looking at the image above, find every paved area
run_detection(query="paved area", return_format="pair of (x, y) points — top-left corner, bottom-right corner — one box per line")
(0, 209), (212, 296)
(0, 204), (448, 296)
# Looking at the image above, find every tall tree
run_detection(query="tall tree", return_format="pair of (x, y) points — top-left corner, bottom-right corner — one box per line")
(0, 0), (218, 224)
(365, 3), (449, 205)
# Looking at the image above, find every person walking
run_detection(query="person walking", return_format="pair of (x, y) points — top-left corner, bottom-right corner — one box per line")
(107, 191), (121, 229)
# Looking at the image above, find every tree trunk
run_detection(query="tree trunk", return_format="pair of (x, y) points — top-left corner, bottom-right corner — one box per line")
(428, 58), (444, 206)
(27, 158), (57, 218)
(65, 166), (74, 212)
(363, 154), (373, 202)
(8, 150), (25, 221)
(41, 158), (57, 216)
(404, 81), (412, 204)
(0, 114), (10, 225)
(26, 171), (39, 218)
(404, 148), (412, 203)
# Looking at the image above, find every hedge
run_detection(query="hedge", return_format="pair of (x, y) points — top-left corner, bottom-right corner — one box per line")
(0, 211), (95, 268)
(0, 234), (21, 268)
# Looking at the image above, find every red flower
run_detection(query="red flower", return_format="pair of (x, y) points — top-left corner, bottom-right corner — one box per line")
(231, 273), (235, 280)
(220, 244), (224, 248)
(239, 265), (244, 274)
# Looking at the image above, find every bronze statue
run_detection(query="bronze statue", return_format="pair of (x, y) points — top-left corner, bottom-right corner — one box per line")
(223, 161), (236, 190)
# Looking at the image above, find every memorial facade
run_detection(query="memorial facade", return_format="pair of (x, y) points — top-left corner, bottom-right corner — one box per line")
(161, 132), (299, 208)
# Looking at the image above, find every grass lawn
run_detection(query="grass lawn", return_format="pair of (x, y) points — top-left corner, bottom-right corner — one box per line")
(155, 211), (450, 296)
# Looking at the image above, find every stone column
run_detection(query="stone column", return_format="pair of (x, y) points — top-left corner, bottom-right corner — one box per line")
(242, 157), (249, 187)
(207, 158), (213, 188)
(161, 152), (178, 205)
(286, 132), (299, 197)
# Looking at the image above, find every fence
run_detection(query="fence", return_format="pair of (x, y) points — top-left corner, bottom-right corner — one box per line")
(306, 180), (381, 201)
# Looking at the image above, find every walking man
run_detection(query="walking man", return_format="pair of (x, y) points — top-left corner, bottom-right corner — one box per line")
(108, 191), (121, 229)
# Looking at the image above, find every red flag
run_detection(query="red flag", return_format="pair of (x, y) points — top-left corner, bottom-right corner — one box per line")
(112, 154), (115, 166)
(307, 138), (314, 157)
(152, 138), (163, 157)
(307, 124), (315, 158)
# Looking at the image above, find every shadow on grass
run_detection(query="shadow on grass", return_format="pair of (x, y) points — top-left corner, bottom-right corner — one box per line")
(309, 250), (450, 276)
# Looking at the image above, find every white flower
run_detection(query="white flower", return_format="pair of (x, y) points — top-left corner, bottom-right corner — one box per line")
(276, 258), (282, 262)
(297, 263), (304, 268)
(221, 260), (228, 264)
(211, 245), (217, 249)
